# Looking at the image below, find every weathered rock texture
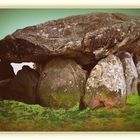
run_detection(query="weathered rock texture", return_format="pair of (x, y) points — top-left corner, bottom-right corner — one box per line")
(0, 79), (11, 100)
(137, 61), (140, 95)
(0, 61), (15, 100)
(37, 58), (86, 108)
(0, 13), (140, 67)
(118, 52), (138, 96)
(0, 12), (140, 108)
(84, 55), (126, 108)
(0, 61), (15, 80)
(137, 61), (140, 78)
(3, 66), (40, 104)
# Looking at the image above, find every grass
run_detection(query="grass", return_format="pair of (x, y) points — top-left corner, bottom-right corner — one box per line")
(127, 94), (140, 105)
(0, 95), (140, 131)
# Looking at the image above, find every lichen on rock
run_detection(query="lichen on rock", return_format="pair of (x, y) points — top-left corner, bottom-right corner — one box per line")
(84, 55), (126, 108)
(137, 61), (140, 96)
(0, 13), (140, 67)
(117, 52), (138, 96)
(0, 12), (140, 109)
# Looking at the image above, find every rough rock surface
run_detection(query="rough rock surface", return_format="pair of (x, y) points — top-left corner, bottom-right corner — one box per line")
(0, 61), (15, 100)
(137, 61), (140, 79)
(84, 55), (126, 108)
(0, 13), (140, 67)
(118, 52), (138, 96)
(137, 61), (140, 95)
(0, 12), (140, 108)
(138, 83), (140, 96)
(3, 66), (40, 104)
(0, 61), (15, 80)
(0, 79), (11, 100)
(37, 58), (86, 108)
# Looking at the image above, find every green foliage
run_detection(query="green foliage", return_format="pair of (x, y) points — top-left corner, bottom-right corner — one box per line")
(95, 109), (117, 118)
(0, 95), (140, 131)
(126, 94), (140, 105)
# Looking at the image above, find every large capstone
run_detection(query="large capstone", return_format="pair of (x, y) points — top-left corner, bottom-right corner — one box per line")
(0, 13), (140, 67)
(37, 58), (86, 108)
(3, 66), (39, 104)
(84, 55), (126, 108)
(0, 12), (140, 109)
(118, 52), (138, 96)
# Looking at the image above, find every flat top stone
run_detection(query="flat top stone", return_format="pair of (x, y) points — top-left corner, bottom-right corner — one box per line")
(0, 13), (140, 63)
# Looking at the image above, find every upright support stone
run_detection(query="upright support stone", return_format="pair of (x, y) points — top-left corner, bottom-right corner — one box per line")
(118, 52), (138, 96)
(37, 58), (86, 108)
(137, 61), (140, 96)
(0, 61), (15, 100)
(84, 55), (126, 108)
(5, 66), (40, 104)
(0, 61), (15, 80)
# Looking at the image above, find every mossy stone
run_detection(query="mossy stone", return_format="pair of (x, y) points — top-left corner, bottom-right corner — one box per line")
(37, 58), (86, 109)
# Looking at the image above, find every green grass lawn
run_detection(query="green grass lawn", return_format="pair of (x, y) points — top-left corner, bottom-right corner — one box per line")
(0, 95), (140, 131)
